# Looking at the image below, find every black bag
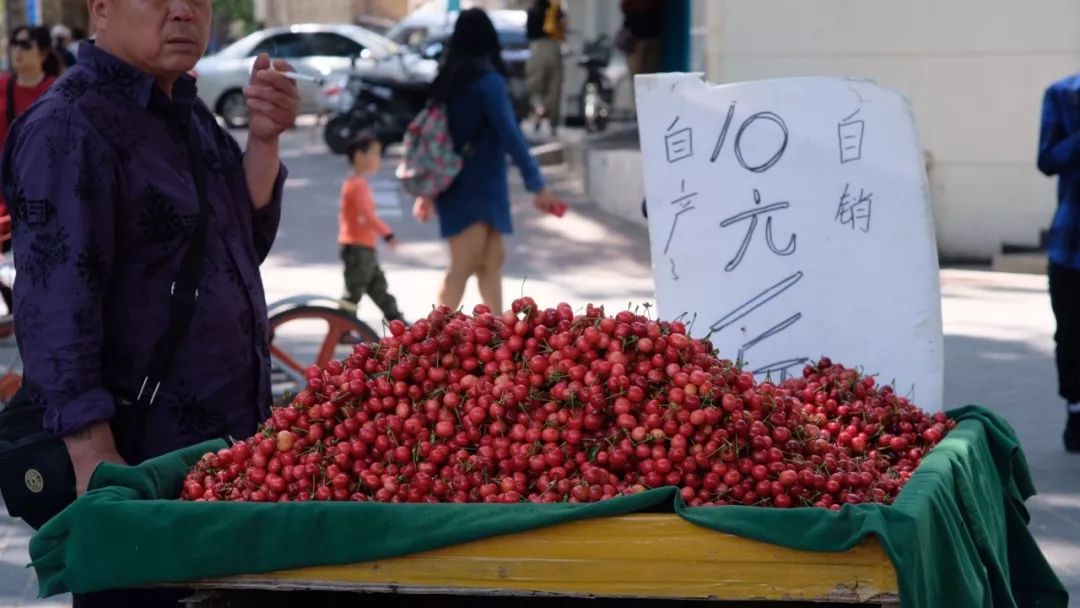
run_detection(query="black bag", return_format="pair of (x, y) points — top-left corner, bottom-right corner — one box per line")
(0, 388), (75, 529)
(0, 116), (212, 529)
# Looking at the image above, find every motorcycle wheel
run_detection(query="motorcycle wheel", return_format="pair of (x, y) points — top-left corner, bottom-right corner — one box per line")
(581, 81), (610, 134)
(324, 114), (359, 155)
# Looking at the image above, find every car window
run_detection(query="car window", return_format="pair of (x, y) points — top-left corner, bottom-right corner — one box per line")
(250, 33), (312, 58)
(307, 32), (364, 57)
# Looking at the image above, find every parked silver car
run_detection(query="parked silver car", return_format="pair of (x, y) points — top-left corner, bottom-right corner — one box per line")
(193, 24), (398, 129)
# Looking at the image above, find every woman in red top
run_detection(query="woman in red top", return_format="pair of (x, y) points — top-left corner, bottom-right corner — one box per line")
(1, 26), (62, 153)
(1, 25), (62, 208)
(0, 25), (62, 310)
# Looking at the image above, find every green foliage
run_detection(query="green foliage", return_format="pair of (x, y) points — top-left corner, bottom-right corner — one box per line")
(213, 0), (254, 24)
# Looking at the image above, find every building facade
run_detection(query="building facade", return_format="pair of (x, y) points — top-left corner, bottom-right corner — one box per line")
(692, 0), (1078, 261)
(6, 0), (88, 33)
(254, 0), (415, 27)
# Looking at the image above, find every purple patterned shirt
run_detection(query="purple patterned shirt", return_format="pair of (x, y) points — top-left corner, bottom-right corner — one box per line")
(1, 43), (286, 462)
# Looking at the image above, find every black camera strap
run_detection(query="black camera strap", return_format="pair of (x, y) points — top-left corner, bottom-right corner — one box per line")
(136, 117), (211, 407)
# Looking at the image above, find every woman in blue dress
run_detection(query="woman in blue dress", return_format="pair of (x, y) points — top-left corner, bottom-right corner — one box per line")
(412, 8), (558, 314)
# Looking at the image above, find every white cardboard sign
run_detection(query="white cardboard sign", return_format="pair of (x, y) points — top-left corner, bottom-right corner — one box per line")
(636, 74), (944, 410)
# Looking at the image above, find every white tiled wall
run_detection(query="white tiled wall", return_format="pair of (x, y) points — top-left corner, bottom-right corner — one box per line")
(694, 0), (1080, 260)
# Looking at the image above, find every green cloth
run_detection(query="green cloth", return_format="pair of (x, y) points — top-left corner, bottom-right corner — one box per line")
(30, 406), (1067, 607)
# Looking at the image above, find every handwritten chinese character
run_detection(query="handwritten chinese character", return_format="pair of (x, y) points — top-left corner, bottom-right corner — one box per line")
(719, 189), (797, 272)
(664, 179), (698, 254)
(838, 109), (865, 164)
(836, 183), (872, 232)
(664, 116), (693, 163)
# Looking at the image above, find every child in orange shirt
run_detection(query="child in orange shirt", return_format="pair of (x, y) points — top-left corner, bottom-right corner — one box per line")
(339, 132), (404, 323)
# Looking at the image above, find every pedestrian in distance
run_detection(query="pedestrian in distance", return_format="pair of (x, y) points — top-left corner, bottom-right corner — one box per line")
(1038, 72), (1080, 452)
(618, 0), (665, 101)
(525, 0), (566, 136)
(339, 131), (406, 324)
(1, 25), (64, 191)
(0, 25), (63, 313)
(50, 24), (78, 68)
(412, 8), (560, 315)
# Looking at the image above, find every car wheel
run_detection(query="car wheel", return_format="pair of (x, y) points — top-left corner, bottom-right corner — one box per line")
(219, 90), (249, 129)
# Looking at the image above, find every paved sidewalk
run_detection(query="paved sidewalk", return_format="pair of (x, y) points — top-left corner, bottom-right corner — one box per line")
(939, 270), (1080, 593)
(2, 125), (1077, 605)
(0, 498), (68, 606)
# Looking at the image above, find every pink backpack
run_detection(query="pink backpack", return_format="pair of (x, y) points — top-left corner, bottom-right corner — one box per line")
(395, 104), (464, 199)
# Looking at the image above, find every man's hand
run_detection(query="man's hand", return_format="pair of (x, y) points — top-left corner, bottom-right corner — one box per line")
(63, 421), (125, 496)
(243, 54), (297, 209)
(386, 236), (401, 252)
(245, 54), (300, 144)
(412, 197), (435, 223)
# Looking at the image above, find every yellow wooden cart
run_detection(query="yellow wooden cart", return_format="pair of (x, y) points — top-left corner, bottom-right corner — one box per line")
(183, 514), (899, 606)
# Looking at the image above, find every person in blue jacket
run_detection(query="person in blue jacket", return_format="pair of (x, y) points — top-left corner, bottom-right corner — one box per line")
(412, 8), (558, 314)
(1038, 73), (1080, 452)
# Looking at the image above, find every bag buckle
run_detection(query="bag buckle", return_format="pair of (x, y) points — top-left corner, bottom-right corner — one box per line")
(170, 282), (199, 300)
(136, 377), (162, 406)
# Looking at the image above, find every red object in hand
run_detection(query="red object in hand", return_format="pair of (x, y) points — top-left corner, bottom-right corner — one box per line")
(548, 201), (567, 218)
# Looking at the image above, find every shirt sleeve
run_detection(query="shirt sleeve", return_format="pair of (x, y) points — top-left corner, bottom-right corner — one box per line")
(2, 116), (118, 436)
(250, 166), (286, 262)
(222, 131), (287, 263)
(1037, 84), (1080, 177)
(477, 73), (545, 193)
(353, 180), (393, 237)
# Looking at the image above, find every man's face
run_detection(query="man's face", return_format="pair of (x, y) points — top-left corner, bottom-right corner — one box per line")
(92, 0), (211, 76)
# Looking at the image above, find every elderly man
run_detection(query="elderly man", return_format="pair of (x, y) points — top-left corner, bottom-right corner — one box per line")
(1, 1), (298, 604)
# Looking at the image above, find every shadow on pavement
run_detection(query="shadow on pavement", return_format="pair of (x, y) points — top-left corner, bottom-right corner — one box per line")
(0, 497), (70, 607)
(943, 332), (1080, 591)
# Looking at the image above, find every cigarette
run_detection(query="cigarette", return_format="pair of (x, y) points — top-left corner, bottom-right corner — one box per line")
(280, 71), (326, 86)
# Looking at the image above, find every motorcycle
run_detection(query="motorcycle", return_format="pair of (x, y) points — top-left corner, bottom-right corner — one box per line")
(323, 75), (429, 154)
(578, 35), (615, 134)
(323, 52), (432, 155)
(322, 38), (531, 155)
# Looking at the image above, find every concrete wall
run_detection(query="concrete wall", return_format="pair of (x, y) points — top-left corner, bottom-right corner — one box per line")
(696, 0), (1080, 261)
(6, 0), (87, 32)
(353, 0), (412, 21)
(256, 0), (353, 26)
(586, 143), (647, 229)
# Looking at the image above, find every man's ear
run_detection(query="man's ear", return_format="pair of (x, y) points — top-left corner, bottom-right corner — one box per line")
(87, 0), (108, 32)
